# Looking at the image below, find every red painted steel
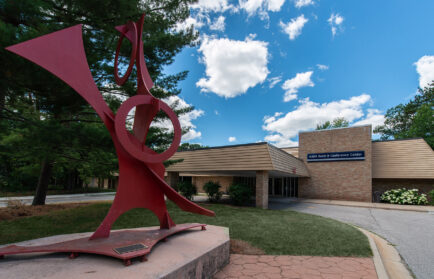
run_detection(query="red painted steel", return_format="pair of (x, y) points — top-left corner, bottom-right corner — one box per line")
(0, 223), (207, 265)
(0, 15), (214, 264)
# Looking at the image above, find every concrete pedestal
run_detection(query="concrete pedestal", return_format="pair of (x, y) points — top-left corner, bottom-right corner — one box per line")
(0, 225), (229, 279)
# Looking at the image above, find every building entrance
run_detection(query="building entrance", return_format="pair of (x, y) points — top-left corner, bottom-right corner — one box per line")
(269, 177), (298, 198)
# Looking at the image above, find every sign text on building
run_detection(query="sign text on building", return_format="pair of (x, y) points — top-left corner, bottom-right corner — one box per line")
(307, 151), (365, 162)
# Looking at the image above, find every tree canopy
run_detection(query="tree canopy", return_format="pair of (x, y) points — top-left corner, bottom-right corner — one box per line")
(316, 117), (349, 130)
(0, 0), (199, 204)
(374, 82), (434, 149)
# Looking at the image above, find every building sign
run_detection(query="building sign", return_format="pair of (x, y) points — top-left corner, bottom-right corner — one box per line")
(307, 151), (365, 162)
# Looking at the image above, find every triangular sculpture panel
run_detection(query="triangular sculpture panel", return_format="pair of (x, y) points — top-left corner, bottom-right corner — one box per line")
(0, 14), (214, 266)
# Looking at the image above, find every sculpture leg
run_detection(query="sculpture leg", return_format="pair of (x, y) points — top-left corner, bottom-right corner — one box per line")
(89, 204), (124, 239)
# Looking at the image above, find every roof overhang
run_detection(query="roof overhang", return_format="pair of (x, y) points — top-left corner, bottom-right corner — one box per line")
(166, 142), (309, 177)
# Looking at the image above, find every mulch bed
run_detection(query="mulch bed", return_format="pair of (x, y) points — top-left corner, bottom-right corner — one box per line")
(0, 203), (91, 221)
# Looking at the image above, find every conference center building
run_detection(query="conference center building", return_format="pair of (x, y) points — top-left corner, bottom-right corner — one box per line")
(166, 125), (434, 209)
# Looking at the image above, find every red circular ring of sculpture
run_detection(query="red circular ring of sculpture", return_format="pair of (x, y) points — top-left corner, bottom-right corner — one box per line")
(114, 21), (138, 85)
(115, 95), (182, 164)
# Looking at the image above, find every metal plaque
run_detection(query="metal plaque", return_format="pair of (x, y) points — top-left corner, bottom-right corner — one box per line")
(113, 243), (148, 254)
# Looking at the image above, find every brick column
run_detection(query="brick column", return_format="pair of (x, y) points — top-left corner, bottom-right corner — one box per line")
(167, 172), (179, 189)
(256, 171), (269, 209)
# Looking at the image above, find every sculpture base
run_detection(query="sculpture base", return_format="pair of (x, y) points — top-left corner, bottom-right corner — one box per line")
(0, 225), (229, 279)
(0, 223), (205, 266)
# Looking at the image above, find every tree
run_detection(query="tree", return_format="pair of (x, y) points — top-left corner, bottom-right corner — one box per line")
(374, 82), (434, 149)
(0, 0), (199, 204)
(316, 117), (349, 130)
(178, 143), (208, 151)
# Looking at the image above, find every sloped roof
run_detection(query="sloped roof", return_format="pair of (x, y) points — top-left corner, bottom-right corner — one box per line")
(281, 147), (299, 158)
(167, 142), (309, 177)
(372, 138), (434, 179)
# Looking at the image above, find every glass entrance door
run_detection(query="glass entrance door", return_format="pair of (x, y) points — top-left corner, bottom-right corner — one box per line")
(269, 177), (298, 197)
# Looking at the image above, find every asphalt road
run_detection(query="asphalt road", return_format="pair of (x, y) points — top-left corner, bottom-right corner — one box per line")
(269, 201), (434, 279)
(0, 192), (115, 207)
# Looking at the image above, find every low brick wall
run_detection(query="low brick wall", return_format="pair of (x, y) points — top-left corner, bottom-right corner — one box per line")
(372, 178), (434, 201)
(192, 176), (234, 193)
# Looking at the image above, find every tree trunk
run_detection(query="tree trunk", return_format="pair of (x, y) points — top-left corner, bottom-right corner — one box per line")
(32, 159), (53, 205)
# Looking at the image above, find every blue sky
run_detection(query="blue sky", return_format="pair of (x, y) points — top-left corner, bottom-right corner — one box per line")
(162, 0), (434, 147)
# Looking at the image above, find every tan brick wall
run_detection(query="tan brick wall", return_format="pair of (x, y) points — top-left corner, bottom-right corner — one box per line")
(298, 126), (372, 202)
(373, 179), (434, 198)
(192, 176), (234, 193)
(256, 171), (269, 209)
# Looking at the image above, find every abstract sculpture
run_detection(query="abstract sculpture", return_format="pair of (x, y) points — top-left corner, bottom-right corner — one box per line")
(0, 15), (214, 266)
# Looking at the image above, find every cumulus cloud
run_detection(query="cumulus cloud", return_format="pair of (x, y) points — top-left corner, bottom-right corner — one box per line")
(153, 96), (204, 141)
(353, 108), (385, 132)
(263, 94), (378, 147)
(414, 55), (434, 88)
(239, 0), (285, 19)
(191, 0), (234, 12)
(196, 36), (269, 98)
(175, 16), (205, 32)
(316, 64), (329, 70)
(209, 16), (226, 31)
(281, 71), (314, 102)
(328, 13), (344, 37)
(294, 0), (314, 8)
(280, 14), (309, 40)
(268, 76), (282, 88)
(228, 136), (237, 142)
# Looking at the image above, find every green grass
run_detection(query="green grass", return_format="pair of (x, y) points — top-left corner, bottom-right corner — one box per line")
(0, 202), (372, 257)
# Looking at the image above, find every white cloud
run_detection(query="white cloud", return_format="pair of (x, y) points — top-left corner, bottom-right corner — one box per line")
(153, 96), (204, 141)
(316, 64), (329, 70)
(209, 16), (226, 31)
(353, 108), (385, 132)
(281, 71), (314, 102)
(268, 76), (282, 88)
(239, 0), (285, 17)
(175, 16), (204, 32)
(328, 13), (344, 37)
(196, 36), (269, 98)
(414, 55), (434, 88)
(263, 94), (374, 147)
(191, 0), (234, 12)
(294, 0), (314, 8)
(267, 0), (286, 11)
(280, 14), (308, 40)
(214, 110), (220, 115)
(265, 134), (298, 147)
(228, 136), (237, 142)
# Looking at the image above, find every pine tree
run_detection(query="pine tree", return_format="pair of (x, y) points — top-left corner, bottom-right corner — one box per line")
(0, 0), (199, 204)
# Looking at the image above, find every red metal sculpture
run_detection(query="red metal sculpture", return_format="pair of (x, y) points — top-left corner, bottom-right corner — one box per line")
(0, 15), (214, 266)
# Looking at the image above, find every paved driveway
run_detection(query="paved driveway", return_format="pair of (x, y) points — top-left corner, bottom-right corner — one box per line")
(269, 201), (434, 279)
(0, 192), (115, 207)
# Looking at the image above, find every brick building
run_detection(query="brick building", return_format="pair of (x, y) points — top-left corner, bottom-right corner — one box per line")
(166, 125), (434, 208)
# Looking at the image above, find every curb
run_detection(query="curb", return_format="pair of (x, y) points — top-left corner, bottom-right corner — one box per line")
(289, 198), (434, 213)
(357, 227), (412, 279)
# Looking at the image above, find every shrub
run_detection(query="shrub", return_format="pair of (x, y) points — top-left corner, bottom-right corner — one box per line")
(203, 181), (223, 202)
(380, 188), (427, 205)
(177, 181), (197, 201)
(228, 184), (253, 206)
(429, 189), (434, 205)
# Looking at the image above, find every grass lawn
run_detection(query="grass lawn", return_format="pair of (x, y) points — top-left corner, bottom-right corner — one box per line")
(0, 202), (372, 257)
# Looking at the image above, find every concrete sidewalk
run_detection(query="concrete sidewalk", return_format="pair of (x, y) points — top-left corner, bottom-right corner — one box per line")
(270, 197), (434, 213)
(0, 192), (115, 207)
(215, 254), (378, 279)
